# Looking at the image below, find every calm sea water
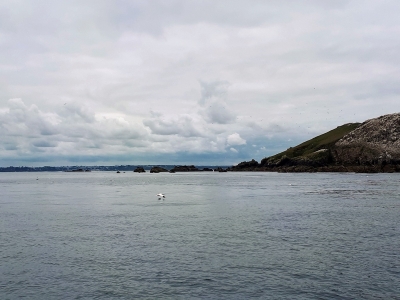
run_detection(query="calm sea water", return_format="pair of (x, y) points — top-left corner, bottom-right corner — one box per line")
(1, 171), (399, 299)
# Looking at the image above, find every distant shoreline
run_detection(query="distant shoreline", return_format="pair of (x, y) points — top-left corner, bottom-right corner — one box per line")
(0, 165), (232, 172)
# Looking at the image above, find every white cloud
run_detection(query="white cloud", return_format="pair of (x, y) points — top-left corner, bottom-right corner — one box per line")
(227, 133), (246, 146)
(198, 81), (236, 124)
(1, 0), (400, 165)
(143, 114), (203, 137)
(201, 102), (236, 125)
(0, 99), (149, 158)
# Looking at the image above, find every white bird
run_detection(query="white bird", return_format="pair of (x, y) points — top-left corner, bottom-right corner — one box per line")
(156, 193), (165, 200)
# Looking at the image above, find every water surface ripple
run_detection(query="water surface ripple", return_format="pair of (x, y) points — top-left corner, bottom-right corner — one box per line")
(1, 172), (399, 299)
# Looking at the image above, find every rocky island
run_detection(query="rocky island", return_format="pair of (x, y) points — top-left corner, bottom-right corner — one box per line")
(232, 113), (400, 173)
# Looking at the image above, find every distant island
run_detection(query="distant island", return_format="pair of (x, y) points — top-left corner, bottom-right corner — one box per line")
(231, 113), (400, 173)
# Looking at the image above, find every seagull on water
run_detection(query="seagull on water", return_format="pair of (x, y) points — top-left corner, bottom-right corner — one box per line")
(157, 193), (165, 200)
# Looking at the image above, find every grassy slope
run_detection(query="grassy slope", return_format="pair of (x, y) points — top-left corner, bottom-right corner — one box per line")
(265, 122), (361, 161)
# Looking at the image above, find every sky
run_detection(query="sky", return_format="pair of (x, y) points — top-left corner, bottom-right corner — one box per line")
(1, 0), (400, 167)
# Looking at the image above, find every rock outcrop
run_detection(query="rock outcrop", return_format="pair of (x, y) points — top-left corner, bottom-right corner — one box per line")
(333, 113), (400, 168)
(169, 165), (199, 172)
(202, 168), (214, 171)
(133, 167), (146, 173)
(150, 166), (169, 173)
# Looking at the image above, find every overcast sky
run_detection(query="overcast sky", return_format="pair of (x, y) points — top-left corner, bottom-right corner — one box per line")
(1, 0), (400, 166)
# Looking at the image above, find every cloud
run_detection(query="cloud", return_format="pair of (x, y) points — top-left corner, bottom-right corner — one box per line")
(199, 80), (229, 105)
(202, 103), (236, 124)
(1, 0), (400, 166)
(1, 99), (60, 137)
(227, 133), (246, 146)
(199, 81), (236, 124)
(143, 114), (203, 137)
(60, 103), (96, 123)
(32, 140), (58, 148)
(0, 99), (149, 159)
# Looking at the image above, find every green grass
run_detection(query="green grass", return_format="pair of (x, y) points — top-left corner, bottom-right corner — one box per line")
(266, 122), (361, 161)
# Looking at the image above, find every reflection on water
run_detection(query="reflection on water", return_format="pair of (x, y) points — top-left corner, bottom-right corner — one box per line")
(1, 172), (399, 299)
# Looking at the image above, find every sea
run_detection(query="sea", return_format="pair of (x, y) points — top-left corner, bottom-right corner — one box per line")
(1, 171), (399, 299)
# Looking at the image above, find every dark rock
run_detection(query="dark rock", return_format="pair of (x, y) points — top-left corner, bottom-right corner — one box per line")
(169, 165), (199, 172)
(202, 168), (214, 171)
(134, 167), (146, 173)
(150, 166), (168, 173)
(231, 159), (259, 171)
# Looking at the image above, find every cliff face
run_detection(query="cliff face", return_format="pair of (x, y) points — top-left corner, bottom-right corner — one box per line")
(232, 113), (400, 173)
(336, 113), (400, 149)
(333, 113), (400, 166)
